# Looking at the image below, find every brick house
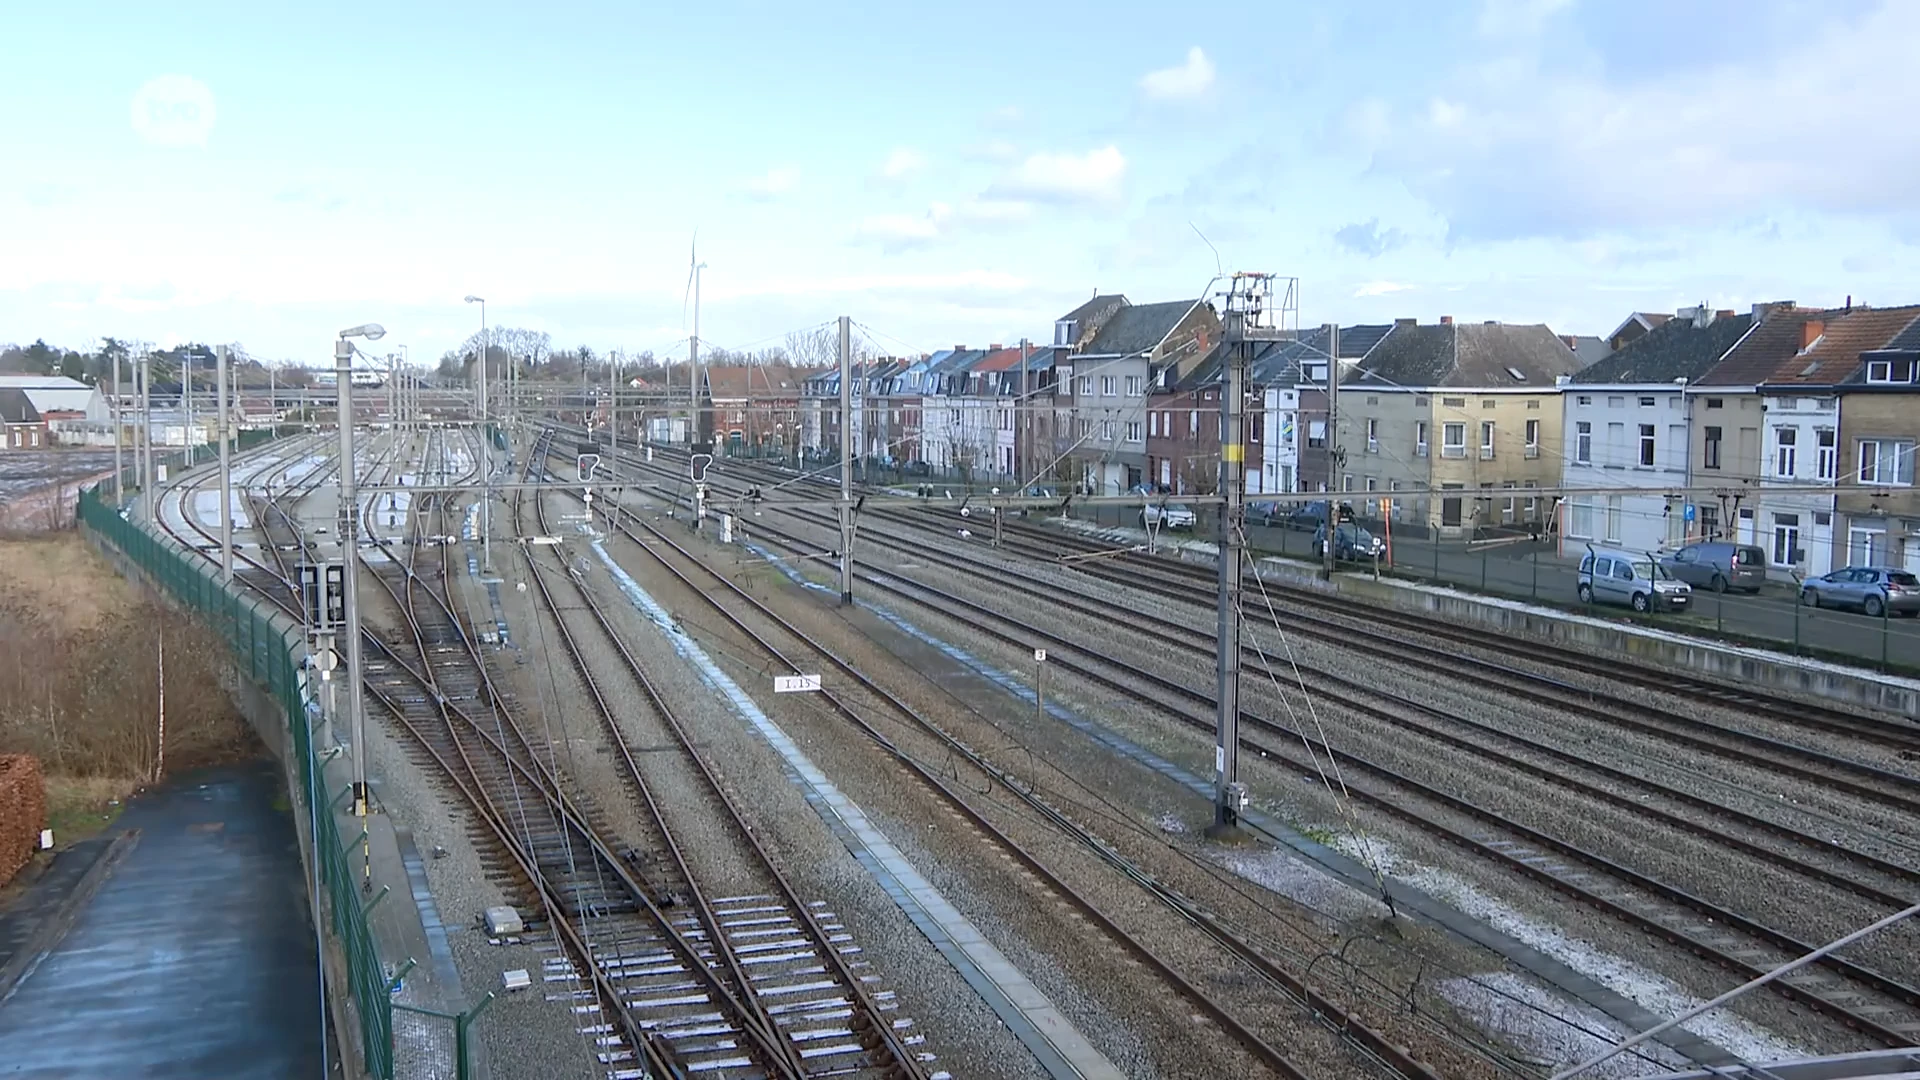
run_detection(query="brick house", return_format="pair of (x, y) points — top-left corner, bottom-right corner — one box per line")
(0, 389), (47, 450)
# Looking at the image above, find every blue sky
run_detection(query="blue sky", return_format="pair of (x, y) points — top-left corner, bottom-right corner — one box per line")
(4, 0), (1917, 367)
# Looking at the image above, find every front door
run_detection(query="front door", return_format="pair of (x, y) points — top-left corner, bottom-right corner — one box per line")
(1441, 497), (1462, 527)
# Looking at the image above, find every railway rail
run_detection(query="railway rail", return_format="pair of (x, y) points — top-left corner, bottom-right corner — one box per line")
(564, 439), (1920, 1051)
(544, 431), (1449, 1080)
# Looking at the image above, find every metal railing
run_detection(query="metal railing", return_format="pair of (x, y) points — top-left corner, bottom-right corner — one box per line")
(76, 483), (397, 1078)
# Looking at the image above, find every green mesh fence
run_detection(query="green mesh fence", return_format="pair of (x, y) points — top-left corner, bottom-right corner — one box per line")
(76, 484), (395, 1079)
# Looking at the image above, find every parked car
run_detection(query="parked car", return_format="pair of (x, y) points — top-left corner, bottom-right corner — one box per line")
(1311, 522), (1385, 561)
(1141, 502), (1197, 530)
(1798, 566), (1920, 618)
(1660, 541), (1768, 593)
(1578, 546), (1692, 613)
(1247, 500), (1282, 526)
(1283, 499), (1354, 531)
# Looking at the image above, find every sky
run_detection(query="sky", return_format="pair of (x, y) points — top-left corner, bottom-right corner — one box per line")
(4, 0), (1919, 369)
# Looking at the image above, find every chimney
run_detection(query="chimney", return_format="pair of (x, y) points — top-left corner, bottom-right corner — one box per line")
(989, 343), (1002, 351)
(1394, 317), (1417, 327)
(1800, 320), (1825, 351)
(1440, 315), (1453, 325)
(1483, 320), (1499, 325)
(1715, 309), (1734, 320)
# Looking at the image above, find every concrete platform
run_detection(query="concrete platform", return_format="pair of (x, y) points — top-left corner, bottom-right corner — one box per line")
(0, 761), (324, 1079)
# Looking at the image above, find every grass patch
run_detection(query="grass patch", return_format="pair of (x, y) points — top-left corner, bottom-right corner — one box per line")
(42, 774), (138, 847)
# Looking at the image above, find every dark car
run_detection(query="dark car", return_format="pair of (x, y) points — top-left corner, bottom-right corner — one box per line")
(1284, 499), (1354, 531)
(1311, 522), (1385, 561)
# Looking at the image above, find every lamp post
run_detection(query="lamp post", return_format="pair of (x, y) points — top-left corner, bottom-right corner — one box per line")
(464, 295), (492, 572)
(336, 321), (386, 882)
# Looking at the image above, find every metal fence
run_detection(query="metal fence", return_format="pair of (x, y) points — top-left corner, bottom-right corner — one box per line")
(76, 484), (397, 1078)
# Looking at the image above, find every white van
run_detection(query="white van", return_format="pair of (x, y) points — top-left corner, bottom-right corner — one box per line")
(1577, 546), (1692, 613)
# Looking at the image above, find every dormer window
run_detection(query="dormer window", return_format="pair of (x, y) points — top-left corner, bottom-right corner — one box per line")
(1054, 319), (1078, 347)
(1866, 357), (1917, 384)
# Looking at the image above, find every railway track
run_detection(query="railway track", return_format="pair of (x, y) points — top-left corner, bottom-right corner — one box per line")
(563, 441), (1920, 1051)
(547, 431), (1449, 1080)
(512, 431), (934, 1080)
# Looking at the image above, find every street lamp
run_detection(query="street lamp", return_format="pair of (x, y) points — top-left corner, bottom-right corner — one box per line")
(335, 321), (384, 879)
(464, 295), (492, 572)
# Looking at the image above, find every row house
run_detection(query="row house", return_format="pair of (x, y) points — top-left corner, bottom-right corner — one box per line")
(1558, 306), (1756, 555)
(1334, 318), (1583, 535)
(1055, 295), (1220, 494)
(1840, 318), (1920, 573)
(1283, 323), (1395, 496)
(703, 364), (810, 455)
(917, 348), (986, 472)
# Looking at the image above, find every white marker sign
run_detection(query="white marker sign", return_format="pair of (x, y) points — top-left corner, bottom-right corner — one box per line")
(1032, 648), (1047, 663)
(774, 674), (822, 694)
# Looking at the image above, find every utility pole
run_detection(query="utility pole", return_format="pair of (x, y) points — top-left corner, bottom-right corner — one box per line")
(691, 264), (706, 447)
(1323, 321), (1341, 580)
(218, 345), (234, 583)
(112, 348), (124, 505)
(837, 315), (854, 606)
(183, 346), (193, 459)
(1210, 274), (1260, 836)
(136, 350), (152, 498)
(334, 333), (372, 885)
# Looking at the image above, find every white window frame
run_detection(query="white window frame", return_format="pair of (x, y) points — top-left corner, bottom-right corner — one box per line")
(1442, 421), (1466, 459)
(1524, 418), (1540, 458)
(1415, 421), (1428, 457)
(1772, 512), (1801, 566)
(1480, 421), (1496, 460)
(1638, 423), (1656, 468)
(1816, 428), (1837, 481)
(1366, 417), (1379, 453)
(1100, 375), (1117, 397)
(1575, 421), (1592, 465)
(1858, 439), (1916, 486)
(1124, 421), (1143, 444)
(1077, 376), (1092, 396)
(1124, 375), (1143, 396)
(1774, 427), (1797, 478)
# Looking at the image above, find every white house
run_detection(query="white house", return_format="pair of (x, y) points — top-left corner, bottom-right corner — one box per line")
(0, 375), (109, 422)
(1260, 385), (1298, 495)
(1557, 305), (1758, 555)
(1756, 392), (1840, 575)
(1559, 381), (1693, 552)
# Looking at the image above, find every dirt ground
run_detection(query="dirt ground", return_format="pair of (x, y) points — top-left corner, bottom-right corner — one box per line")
(0, 534), (135, 634)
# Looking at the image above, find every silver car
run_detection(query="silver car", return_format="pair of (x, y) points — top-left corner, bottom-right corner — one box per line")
(1578, 546), (1692, 613)
(1141, 502), (1197, 530)
(1798, 566), (1920, 618)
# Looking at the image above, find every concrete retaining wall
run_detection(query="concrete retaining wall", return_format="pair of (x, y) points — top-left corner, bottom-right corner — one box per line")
(1250, 555), (1920, 723)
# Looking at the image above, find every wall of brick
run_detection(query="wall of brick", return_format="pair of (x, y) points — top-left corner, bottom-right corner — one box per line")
(0, 754), (47, 886)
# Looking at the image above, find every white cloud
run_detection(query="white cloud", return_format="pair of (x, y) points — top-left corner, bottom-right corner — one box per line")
(738, 165), (800, 199)
(880, 148), (925, 179)
(1140, 47), (1215, 100)
(989, 146), (1126, 205)
(966, 140), (1020, 164)
(1358, 1), (1920, 242)
(855, 198), (1035, 250)
(1355, 281), (1415, 298)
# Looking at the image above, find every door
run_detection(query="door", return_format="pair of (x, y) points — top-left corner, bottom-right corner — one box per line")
(1850, 528), (1885, 566)
(1441, 496), (1463, 527)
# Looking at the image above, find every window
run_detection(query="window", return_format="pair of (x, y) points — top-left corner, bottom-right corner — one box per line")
(1575, 421), (1592, 464)
(1576, 395), (1592, 406)
(1415, 421), (1429, 457)
(1772, 513), (1801, 566)
(1442, 422), (1467, 458)
(1501, 480), (1516, 522)
(1366, 396), (1380, 405)
(1523, 480), (1537, 517)
(1858, 439), (1917, 485)
(1482, 399), (1496, 409)
(1526, 400), (1540, 410)
(1605, 495), (1622, 542)
(1608, 396), (1624, 408)
(1077, 376), (1092, 396)
(1281, 412), (1294, 445)
(1706, 398), (1723, 409)
(1100, 419), (1115, 441)
(1124, 375), (1142, 396)
(1125, 421), (1143, 443)
(1189, 410), (1198, 436)
(1698, 502), (1720, 540)
(1365, 476), (1377, 517)
(1342, 474), (1354, 492)
(1308, 421), (1327, 449)
(1639, 396), (1655, 407)
(1100, 376), (1116, 396)
(1607, 422), (1625, 463)
(1149, 412), (1160, 437)
(1774, 427), (1797, 478)
(1704, 426), (1722, 470)
(1415, 396), (1429, 407)
(1480, 421), (1496, 460)
(1078, 418), (1092, 437)
(1366, 418), (1379, 453)
(1442, 397), (1466, 408)
(1817, 428), (1837, 481)
(1569, 496), (1595, 539)
(1524, 419), (1540, 458)
(1638, 424), (1656, 468)
(1867, 358), (1917, 384)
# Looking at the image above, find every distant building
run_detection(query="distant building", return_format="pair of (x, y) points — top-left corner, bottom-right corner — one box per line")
(0, 388), (48, 450)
